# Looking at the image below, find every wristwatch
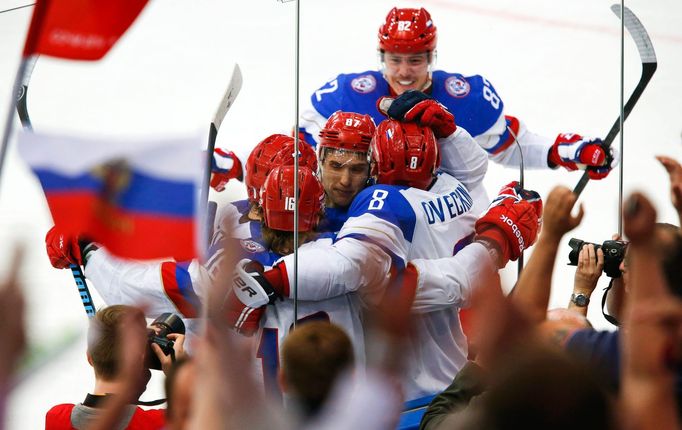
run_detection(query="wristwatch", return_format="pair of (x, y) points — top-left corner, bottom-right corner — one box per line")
(570, 293), (590, 307)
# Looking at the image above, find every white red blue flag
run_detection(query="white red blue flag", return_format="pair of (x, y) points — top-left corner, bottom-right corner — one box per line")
(18, 130), (202, 261)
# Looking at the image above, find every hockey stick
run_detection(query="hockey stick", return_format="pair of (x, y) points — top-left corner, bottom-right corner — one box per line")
(573, 5), (657, 197)
(15, 56), (97, 319)
(200, 63), (243, 246)
(507, 125), (526, 277)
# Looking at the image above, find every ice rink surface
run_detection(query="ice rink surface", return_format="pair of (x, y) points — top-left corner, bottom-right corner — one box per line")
(0, 0), (681, 427)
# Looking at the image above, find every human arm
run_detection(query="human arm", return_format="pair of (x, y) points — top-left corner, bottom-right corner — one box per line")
(418, 361), (487, 430)
(569, 244), (604, 316)
(409, 182), (541, 313)
(83, 248), (205, 318)
(513, 186), (584, 323)
(151, 333), (186, 375)
(620, 192), (681, 430)
(477, 115), (616, 180)
(656, 155), (682, 228)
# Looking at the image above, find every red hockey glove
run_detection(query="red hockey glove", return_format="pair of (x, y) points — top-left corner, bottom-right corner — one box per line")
(224, 290), (264, 337)
(382, 90), (457, 138)
(496, 181), (543, 220)
(45, 226), (82, 269)
(475, 184), (543, 266)
(548, 133), (618, 180)
(210, 148), (243, 192)
(232, 259), (288, 307)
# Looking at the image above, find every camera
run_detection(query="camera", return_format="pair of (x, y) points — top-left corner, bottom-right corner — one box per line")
(146, 313), (185, 370)
(567, 238), (628, 278)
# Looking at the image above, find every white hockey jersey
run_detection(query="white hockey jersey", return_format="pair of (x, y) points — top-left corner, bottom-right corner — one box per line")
(276, 171), (490, 400)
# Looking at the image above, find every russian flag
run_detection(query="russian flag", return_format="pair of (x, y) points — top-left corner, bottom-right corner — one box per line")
(18, 130), (202, 261)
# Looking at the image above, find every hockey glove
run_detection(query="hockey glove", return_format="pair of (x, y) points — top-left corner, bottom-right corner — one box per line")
(224, 289), (264, 337)
(210, 148), (243, 192)
(475, 184), (543, 266)
(495, 181), (543, 220)
(232, 259), (284, 308)
(548, 133), (618, 180)
(381, 90), (457, 138)
(45, 226), (83, 269)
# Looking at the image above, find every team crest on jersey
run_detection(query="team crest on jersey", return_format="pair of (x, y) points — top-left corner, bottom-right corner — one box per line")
(351, 75), (376, 94)
(445, 77), (470, 98)
(240, 239), (266, 254)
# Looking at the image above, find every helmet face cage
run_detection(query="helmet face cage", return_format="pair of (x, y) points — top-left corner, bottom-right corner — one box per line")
(370, 119), (440, 190)
(377, 7), (437, 54)
(260, 165), (325, 232)
(245, 134), (318, 203)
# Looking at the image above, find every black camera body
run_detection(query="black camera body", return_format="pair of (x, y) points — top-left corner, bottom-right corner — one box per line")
(146, 313), (185, 370)
(568, 238), (628, 278)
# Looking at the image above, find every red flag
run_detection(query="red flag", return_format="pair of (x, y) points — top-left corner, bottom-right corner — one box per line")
(23, 0), (148, 61)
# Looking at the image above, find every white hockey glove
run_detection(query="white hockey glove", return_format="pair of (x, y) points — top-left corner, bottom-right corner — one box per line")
(232, 259), (280, 307)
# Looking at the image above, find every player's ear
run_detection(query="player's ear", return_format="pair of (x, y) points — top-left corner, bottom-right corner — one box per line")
(86, 352), (94, 368)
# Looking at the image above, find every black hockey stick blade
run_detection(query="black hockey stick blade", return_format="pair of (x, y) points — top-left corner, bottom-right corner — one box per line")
(16, 56), (38, 130)
(573, 5), (657, 197)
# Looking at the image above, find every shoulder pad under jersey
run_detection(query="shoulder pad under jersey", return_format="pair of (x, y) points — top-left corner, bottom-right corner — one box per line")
(310, 71), (389, 126)
(430, 71), (504, 138)
(345, 184), (417, 242)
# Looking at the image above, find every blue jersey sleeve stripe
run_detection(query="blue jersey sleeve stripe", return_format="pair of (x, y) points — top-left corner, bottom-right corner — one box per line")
(485, 115), (520, 155)
(298, 129), (317, 148)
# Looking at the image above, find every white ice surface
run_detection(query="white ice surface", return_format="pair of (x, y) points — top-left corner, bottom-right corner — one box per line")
(1, 0), (681, 428)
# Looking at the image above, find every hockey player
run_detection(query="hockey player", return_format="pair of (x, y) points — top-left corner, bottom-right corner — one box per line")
(43, 133), (319, 323)
(300, 7), (617, 179)
(233, 164), (365, 402)
(316, 110), (375, 232)
(233, 119), (543, 400)
(211, 133), (318, 246)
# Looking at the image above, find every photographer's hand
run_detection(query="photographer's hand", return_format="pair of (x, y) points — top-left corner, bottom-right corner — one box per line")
(569, 244), (604, 315)
(152, 333), (186, 375)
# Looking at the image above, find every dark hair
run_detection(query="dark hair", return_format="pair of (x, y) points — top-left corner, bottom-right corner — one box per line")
(281, 322), (355, 416)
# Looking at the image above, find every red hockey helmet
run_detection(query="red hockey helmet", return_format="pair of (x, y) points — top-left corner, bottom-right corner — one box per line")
(318, 111), (376, 154)
(378, 8), (437, 54)
(245, 134), (318, 203)
(370, 119), (440, 190)
(260, 165), (325, 232)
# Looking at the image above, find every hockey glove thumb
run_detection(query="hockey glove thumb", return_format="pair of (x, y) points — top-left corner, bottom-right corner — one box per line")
(232, 259), (283, 308)
(224, 289), (264, 337)
(45, 226), (83, 269)
(210, 148), (243, 192)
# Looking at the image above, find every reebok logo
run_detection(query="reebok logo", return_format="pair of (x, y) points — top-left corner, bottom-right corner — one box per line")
(500, 214), (524, 252)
